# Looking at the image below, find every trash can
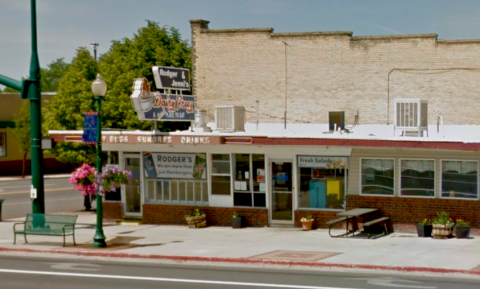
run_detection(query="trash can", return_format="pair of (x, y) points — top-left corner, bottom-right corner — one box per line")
(0, 199), (3, 221)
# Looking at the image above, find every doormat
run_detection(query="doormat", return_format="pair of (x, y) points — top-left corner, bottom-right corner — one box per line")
(249, 250), (341, 262)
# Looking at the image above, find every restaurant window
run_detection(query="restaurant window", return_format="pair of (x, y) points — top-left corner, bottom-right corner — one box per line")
(400, 159), (435, 197)
(144, 152), (208, 205)
(233, 154), (266, 207)
(441, 160), (478, 199)
(360, 158), (394, 196)
(298, 156), (347, 209)
(0, 132), (5, 157)
(211, 154), (231, 195)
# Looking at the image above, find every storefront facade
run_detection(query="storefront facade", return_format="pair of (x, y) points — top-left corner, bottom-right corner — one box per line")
(50, 126), (480, 233)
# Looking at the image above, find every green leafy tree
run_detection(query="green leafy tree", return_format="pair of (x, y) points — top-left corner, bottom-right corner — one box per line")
(41, 58), (70, 92)
(9, 101), (31, 177)
(46, 21), (191, 165)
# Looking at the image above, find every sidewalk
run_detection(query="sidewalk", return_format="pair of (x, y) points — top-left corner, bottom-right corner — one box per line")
(0, 212), (479, 278)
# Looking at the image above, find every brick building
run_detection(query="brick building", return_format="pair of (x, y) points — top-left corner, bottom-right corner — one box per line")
(51, 20), (480, 235)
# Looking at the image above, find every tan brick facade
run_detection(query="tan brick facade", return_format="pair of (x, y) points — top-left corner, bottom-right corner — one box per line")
(190, 20), (480, 126)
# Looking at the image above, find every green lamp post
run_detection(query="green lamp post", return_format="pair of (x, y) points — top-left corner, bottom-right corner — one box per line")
(91, 74), (107, 248)
(0, 0), (45, 214)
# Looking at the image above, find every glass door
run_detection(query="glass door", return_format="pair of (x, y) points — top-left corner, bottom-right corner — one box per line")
(124, 154), (142, 216)
(270, 160), (293, 223)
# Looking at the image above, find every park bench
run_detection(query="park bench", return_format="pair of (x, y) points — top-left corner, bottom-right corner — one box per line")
(362, 216), (390, 239)
(13, 213), (78, 247)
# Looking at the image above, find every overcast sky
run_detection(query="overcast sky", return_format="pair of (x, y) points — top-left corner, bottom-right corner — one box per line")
(2, 0), (480, 86)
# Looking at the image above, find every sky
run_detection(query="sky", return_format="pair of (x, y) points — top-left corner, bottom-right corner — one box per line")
(2, 0), (480, 87)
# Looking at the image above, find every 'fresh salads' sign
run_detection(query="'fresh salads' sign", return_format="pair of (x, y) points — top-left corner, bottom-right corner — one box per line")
(297, 156), (348, 169)
(143, 152), (206, 179)
(130, 78), (195, 121)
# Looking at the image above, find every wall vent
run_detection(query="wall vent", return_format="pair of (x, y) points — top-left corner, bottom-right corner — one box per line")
(394, 98), (428, 136)
(215, 105), (245, 132)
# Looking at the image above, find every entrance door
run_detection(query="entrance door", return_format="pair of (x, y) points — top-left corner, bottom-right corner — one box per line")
(124, 154), (142, 216)
(270, 160), (293, 224)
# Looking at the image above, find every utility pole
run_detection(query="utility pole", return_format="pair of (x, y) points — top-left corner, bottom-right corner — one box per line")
(0, 0), (45, 213)
(91, 42), (99, 61)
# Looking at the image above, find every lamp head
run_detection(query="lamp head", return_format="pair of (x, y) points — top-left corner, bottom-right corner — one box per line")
(91, 74), (107, 96)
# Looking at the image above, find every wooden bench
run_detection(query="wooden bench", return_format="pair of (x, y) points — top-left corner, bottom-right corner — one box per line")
(326, 217), (349, 237)
(13, 213), (78, 247)
(362, 217), (390, 239)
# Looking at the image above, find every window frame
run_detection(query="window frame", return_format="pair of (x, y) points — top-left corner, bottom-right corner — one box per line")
(359, 158), (395, 197)
(210, 153), (232, 196)
(399, 158), (436, 198)
(233, 153), (266, 208)
(0, 132), (6, 157)
(440, 159), (479, 200)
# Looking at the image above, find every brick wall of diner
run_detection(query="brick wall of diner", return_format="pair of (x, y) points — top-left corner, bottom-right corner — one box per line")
(347, 195), (480, 234)
(143, 204), (268, 227)
(103, 202), (122, 221)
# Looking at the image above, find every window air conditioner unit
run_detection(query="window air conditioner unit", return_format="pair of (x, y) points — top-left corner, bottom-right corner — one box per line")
(215, 105), (245, 133)
(394, 98), (428, 136)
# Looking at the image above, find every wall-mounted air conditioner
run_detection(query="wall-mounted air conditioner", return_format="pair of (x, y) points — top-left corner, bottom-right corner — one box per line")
(394, 98), (428, 136)
(215, 105), (245, 133)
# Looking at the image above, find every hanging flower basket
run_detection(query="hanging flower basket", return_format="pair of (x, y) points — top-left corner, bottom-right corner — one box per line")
(69, 163), (97, 196)
(97, 167), (132, 196)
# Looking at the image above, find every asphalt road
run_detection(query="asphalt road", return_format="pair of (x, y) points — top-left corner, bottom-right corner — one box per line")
(0, 178), (85, 219)
(0, 255), (479, 289)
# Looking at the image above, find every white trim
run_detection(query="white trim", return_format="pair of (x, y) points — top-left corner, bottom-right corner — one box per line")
(439, 159), (479, 201)
(359, 157), (395, 197)
(399, 158), (436, 198)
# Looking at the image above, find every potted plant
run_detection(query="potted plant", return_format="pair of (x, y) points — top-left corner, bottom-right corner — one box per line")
(432, 211), (454, 239)
(300, 214), (314, 231)
(416, 218), (432, 237)
(185, 208), (206, 228)
(232, 211), (243, 229)
(455, 218), (471, 239)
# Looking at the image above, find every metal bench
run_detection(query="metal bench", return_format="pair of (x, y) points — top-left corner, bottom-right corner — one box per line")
(326, 217), (350, 237)
(13, 213), (78, 247)
(362, 216), (390, 239)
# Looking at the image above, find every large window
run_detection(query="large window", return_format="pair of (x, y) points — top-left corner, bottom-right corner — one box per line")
(0, 132), (5, 157)
(298, 156), (348, 209)
(400, 159), (435, 197)
(211, 154), (231, 195)
(361, 159), (394, 196)
(146, 179), (208, 204)
(441, 160), (478, 199)
(233, 154), (266, 207)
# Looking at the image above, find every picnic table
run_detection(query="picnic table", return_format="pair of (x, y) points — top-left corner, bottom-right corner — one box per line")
(327, 208), (389, 238)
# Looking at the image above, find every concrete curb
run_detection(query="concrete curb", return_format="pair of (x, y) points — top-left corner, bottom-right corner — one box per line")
(1, 247), (479, 277)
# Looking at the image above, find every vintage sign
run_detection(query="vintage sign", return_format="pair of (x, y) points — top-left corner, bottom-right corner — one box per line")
(143, 152), (207, 179)
(82, 112), (99, 144)
(101, 135), (223, 145)
(297, 156), (349, 169)
(130, 78), (195, 121)
(152, 66), (190, 91)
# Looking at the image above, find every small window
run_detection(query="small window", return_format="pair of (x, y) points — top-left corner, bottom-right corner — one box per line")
(441, 160), (478, 199)
(233, 154), (266, 207)
(400, 159), (435, 197)
(361, 159), (394, 196)
(0, 132), (6, 157)
(211, 154), (231, 195)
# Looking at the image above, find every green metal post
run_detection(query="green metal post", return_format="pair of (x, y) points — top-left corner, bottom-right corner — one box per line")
(92, 95), (106, 248)
(29, 0), (45, 214)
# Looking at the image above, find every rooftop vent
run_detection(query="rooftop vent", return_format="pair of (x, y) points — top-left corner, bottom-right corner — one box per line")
(215, 105), (245, 133)
(394, 98), (428, 137)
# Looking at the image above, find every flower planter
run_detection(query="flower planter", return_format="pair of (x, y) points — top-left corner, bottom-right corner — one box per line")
(301, 220), (314, 231)
(455, 227), (471, 239)
(232, 216), (243, 229)
(416, 224), (432, 237)
(185, 214), (206, 228)
(432, 224), (453, 239)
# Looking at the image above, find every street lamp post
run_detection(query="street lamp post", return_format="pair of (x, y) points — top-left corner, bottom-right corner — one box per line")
(91, 74), (107, 248)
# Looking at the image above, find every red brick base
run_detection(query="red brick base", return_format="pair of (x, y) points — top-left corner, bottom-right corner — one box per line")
(143, 204), (268, 227)
(103, 202), (122, 221)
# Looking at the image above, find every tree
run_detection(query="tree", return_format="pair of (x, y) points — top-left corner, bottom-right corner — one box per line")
(9, 101), (31, 177)
(45, 21), (192, 165)
(41, 58), (70, 92)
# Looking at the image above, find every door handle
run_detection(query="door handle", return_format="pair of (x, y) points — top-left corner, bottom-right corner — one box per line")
(137, 186), (141, 194)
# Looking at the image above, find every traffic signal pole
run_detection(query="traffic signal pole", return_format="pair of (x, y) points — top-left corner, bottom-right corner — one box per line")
(0, 0), (45, 213)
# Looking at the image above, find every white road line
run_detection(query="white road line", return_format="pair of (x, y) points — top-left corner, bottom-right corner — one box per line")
(3, 197), (81, 206)
(0, 268), (356, 289)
